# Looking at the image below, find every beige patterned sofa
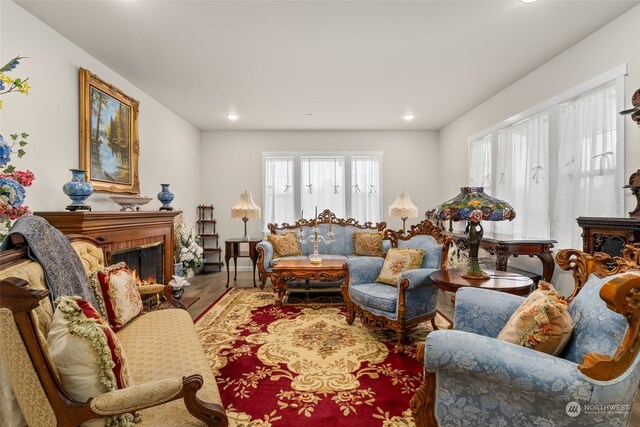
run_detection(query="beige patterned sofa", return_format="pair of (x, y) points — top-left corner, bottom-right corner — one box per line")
(0, 234), (227, 427)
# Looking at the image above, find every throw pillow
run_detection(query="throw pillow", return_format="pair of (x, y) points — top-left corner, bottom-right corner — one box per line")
(268, 232), (302, 258)
(376, 248), (425, 286)
(47, 296), (136, 426)
(497, 281), (574, 355)
(92, 262), (143, 331)
(353, 232), (384, 257)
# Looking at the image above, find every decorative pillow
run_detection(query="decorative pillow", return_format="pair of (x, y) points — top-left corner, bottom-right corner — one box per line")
(376, 248), (425, 286)
(47, 296), (136, 426)
(497, 281), (574, 355)
(92, 262), (143, 331)
(353, 232), (384, 257)
(268, 232), (302, 258)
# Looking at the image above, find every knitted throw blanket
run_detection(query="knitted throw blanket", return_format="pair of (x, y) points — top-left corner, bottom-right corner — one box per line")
(1, 216), (102, 312)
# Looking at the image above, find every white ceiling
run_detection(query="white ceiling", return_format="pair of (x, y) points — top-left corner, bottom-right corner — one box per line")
(16, 0), (639, 131)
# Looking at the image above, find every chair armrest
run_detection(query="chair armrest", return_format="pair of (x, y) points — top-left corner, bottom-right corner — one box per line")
(346, 257), (385, 285)
(90, 377), (183, 416)
(399, 268), (437, 290)
(137, 284), (165, 296)
(424, 330), (592, 401)
(453, 287), (524, 337)
(257, 241), (274, 271)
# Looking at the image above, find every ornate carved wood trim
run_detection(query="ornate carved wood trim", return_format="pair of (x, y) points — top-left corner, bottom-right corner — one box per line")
(409, 371), (437, 427)
(578, 273), (640, 381)
(385, 220), (452, 269)
(267, 209), (387, 233)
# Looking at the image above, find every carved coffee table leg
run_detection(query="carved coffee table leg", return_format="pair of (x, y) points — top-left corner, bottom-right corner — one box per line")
(494, 243), (510, 271)
(273, 274), (288, 306)
(536, 243), (555, 282)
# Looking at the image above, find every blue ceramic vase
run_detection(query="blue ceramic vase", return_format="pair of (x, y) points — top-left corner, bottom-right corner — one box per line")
(63, 169), (93, 211)
(157, 183), (174, 211)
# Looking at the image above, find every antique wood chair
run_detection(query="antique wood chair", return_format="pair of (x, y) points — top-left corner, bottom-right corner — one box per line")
(341, 220), (451, 349)
(410, 244), (640, 427)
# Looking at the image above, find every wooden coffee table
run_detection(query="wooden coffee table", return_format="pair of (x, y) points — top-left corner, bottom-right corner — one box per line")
(270, 259), (348, 306)
(430, 268), (534, 328)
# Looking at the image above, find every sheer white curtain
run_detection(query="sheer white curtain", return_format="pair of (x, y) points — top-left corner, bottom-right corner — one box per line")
(263, 157), (295, 228)
(493, 112), (550, 238)
(351, 156), (381, 223)
(301, 157), (345, 219)
(553, 82), (619, 250)
(468, 135), (493, 192)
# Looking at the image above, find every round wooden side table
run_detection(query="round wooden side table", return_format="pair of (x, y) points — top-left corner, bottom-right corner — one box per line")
(430, 268), (534, 329)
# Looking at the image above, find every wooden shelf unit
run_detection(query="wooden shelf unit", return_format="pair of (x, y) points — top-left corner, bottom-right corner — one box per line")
(197, 205), (223, 272)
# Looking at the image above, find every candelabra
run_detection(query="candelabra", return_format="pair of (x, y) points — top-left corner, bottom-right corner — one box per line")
(298, 215), (335, 265)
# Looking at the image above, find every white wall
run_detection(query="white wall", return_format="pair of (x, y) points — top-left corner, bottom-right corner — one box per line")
(1, 0), (201, 225)
(200, 131), (439, 265)
(438, 4), (640, 286)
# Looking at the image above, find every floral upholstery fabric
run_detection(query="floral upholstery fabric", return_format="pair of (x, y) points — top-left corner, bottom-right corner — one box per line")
(454, 287), (524, 337)
(497, 281), (574, 355)
(91, 377), (183, 415)
(93, 263), (144, 331)
(425, 272), (640, 427)
(268, 232), (302, 258)
(376, 248), (424, 285)
(353, 232), (384, 256)
(116, 309), (224, 426)
(396, 235), (442, 269)
(560, 273), (633, 364)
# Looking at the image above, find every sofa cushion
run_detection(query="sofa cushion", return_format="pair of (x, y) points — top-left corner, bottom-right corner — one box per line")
(353, 232), (384, 257)
(93, 263), (144, 331)
(268, 232), (302, 258)
(376, 248), (425, 286)
(47, 297), (134, 426)
(118, 309), (224, 425)
(497, 281), (573, 355)
(349, 282), (397, 313)
(397, 235), (443, 269)
(561, 273), (635, 364)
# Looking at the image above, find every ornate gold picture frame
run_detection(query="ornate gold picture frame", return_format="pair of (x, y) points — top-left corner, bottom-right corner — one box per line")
(79, 68), (140, 193)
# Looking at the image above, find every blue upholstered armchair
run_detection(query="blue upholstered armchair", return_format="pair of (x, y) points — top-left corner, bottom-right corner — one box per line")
(410, 245), (640, 427)
(342, 220), (451, 348)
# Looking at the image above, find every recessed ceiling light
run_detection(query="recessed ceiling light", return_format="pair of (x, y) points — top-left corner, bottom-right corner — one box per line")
(227, 114), (239, 121)
(404, 114), (415, 121)
(520, 0), (539, 3)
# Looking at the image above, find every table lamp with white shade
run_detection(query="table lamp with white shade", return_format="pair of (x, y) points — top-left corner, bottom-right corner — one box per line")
(231, 191), (261, 241)
(389, 191), (419, 233)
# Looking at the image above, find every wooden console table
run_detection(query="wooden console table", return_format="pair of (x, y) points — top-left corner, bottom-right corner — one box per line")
(225, 238), (261, 287)
(450, 231), (556, 282)
(270, 259), (348, 306)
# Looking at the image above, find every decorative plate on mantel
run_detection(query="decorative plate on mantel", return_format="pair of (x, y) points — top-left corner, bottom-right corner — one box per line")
(109, 195), (153, 211)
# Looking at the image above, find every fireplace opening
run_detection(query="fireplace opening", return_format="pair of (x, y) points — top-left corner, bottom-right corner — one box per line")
(111, 242), (164, 284)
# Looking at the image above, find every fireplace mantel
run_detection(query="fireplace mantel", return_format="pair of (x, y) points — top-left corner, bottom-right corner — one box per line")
(35, 211), (181, 283)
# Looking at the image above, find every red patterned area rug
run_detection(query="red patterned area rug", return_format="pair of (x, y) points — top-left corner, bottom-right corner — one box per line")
(195, 288), (446, 427)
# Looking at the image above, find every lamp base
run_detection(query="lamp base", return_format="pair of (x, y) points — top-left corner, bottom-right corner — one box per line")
(461, 259), (489, 280)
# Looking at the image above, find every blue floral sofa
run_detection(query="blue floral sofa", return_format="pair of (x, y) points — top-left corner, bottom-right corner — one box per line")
(256, 209), (387, 288)
(410, 244), (640, 427)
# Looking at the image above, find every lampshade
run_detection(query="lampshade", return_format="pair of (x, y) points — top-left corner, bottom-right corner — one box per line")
(437, 187), (515, 224)
(437, 187), (515, 280)
(389, 191), (419, 219)
(231, 191), (261, 219)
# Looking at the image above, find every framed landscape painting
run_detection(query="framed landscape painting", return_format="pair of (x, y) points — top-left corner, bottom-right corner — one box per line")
(79, 68), (140, 193)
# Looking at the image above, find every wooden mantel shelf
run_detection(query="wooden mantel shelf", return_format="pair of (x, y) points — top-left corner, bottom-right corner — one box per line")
(35, 211), (181, 283)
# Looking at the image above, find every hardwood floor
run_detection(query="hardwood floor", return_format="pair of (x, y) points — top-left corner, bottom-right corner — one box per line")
(184, 271), (640, 426)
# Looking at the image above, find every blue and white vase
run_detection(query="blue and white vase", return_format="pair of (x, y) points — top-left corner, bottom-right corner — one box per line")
(157, 183), (174, 211)
(63, 169), (93, 211)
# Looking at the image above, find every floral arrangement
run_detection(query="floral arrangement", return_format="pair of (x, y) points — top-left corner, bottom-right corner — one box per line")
(174, 214), (204, 277)
(0, 55), (34, 240)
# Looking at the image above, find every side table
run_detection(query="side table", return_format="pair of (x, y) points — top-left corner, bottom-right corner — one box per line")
(225, 238), (261, 287)
(450, 231), (556, 282)
(430, 268), (534, 328)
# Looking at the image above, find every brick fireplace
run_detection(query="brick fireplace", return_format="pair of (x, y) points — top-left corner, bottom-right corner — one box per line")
(35, 211), (180, 284)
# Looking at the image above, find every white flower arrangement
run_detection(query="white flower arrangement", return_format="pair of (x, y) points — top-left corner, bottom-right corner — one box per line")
(178, 225), (204, 276)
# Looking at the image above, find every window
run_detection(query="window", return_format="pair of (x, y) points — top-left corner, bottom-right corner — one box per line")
(263, 152), (382, 228)
(468, 72), (624, 248)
